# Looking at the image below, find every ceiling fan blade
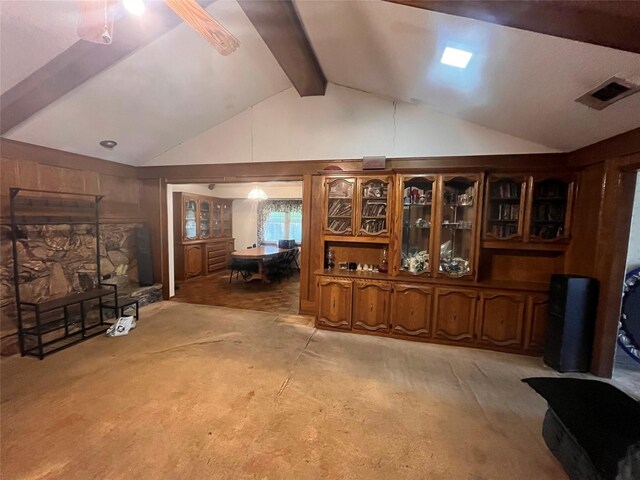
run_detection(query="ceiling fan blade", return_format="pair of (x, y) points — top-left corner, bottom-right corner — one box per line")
(164, 0), (240, 55)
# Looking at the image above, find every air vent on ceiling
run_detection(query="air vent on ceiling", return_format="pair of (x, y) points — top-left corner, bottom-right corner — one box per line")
(575, 76), (640, 110)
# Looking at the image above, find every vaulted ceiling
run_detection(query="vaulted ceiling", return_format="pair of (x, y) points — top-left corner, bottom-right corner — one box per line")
(1, 0), (639, 165)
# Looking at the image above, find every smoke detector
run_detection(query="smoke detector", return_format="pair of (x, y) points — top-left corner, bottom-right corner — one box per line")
(575, 76), (640, 110)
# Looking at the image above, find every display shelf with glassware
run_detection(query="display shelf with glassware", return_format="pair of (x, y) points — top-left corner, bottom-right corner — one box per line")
(484, 176), (526, 240)
(436, 176), (480, 279)
(173, 192), (235, 281)
(399, 176), (435, 276)
(184, 196), (198, 240)
(199, 199), (211, 239)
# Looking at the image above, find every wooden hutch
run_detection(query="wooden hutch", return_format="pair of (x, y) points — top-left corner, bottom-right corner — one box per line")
(314, 171), (575, 356)
(173, 192), (234, 281)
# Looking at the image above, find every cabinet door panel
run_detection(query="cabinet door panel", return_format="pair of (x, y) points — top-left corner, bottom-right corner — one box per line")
(433, 288), (477, 341)
(391, 284), (432, 337)
(317, 279), (353, 329)
(325, 178), (355, 235)
(526, 176), (574, 243)
(483, 175), (527, 241)
(358, 177), (392, 237)
(435, 174), (482, 280)
(186, 245), (202, 278)
(476, 291), (526, 347)
(526, 295), (548, 352)
(353, 281), (391, 332)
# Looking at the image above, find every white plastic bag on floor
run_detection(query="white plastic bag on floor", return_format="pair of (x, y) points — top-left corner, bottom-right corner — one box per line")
(106, 316), (136, 337)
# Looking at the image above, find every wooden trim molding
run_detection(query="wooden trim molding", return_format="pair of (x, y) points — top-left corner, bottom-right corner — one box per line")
(386, 1), (640, 54)
(137, 153), (568, 181)
(0, 139), (137, 177)
(568, 128), (640, 167)
(237, 0), (326, 96)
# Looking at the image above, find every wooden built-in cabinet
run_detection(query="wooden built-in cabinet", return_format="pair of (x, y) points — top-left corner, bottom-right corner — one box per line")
(353, 281), (391, 332)
(476, 291), (527, 348)
(525, 295), (548, 352)
(173, 192), (235, 281)
(316, 272), (548, 355)
(390, 284), (432, 337)
(483, 174), (575, 247)
(324, 175), (393, 240)
(314, 170), (576, 357)
(185, 245), (203, 278)
(396, 173), (482, 280)
(317, 278), (353, 329)
(433, 287), (477, 342)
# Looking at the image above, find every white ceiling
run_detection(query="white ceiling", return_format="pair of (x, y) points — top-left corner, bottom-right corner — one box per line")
(2, 0), (640, 164)
(0, 0), (79, 94)
(294, 0), (640, 152)
(174, 181), (303, 199)
(2, 0), (291, 164)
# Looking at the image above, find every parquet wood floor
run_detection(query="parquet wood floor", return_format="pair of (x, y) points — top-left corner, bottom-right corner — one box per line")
(171, 270), (300, 314)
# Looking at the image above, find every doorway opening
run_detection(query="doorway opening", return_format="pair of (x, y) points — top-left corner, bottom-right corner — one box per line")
(614, 169), (640, 391)
(167, 181), (304, 315)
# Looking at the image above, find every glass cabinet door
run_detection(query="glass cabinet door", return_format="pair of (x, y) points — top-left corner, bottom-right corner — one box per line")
(326, 178), (355, 235)
(484, 176), (526, 240)
(400, 176), (435, 275)
(222, 202), (232, 237)
(212, 202), (222, 237)
(437, 176), (478, 278)
(184, 197), (198, 240)
(359, 177), (391, 236)
(199, 200), (211, 238)
(528, 178), (572, 241)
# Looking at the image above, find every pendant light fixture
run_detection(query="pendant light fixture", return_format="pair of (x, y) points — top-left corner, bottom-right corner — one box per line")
(247, 185), (268, 201)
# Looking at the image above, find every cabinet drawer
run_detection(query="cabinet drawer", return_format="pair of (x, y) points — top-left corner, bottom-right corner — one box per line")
(208, 253), (226, 264)
(208, 250), (226, 260)
(208, 260), (227, 272)
(207, 244), (226, 254)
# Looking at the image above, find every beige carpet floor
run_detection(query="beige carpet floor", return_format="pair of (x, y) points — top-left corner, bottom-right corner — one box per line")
(0, 301), (590, 479)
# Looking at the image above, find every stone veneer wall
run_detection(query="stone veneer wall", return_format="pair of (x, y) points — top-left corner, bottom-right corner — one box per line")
(0, 223), (143, 354)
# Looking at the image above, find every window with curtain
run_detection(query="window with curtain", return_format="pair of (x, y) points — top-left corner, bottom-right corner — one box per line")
(258, 200), (302, 245)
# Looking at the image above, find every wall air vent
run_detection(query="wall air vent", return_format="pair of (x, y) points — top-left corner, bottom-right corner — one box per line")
(575, 76), (640, 110)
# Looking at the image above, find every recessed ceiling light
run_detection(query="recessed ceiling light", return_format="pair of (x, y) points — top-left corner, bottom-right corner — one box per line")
(99, 140), (118, 149)
(123, 0), (145, 16)
(440, 47), (473, 69)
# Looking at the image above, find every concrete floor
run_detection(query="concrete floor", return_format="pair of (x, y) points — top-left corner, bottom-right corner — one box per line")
(2, 301), (626, 480)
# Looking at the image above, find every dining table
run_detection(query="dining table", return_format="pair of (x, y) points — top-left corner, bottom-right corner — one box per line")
(230, 246), (295, 283)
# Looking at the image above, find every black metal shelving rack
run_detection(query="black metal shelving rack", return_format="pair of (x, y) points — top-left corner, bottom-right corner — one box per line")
(9, 188), (115, 359)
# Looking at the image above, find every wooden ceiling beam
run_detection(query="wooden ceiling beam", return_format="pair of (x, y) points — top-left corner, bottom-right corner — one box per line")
(386, 1), (640, 54)
(0, 1), (215, 136)
(238, 0), (327, 96)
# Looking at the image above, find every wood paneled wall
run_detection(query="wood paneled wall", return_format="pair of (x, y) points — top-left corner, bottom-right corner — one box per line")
(0, 139), (142, 224)
(2, 130), (639, 376)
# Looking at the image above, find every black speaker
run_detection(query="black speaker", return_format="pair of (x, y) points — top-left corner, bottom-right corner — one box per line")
(544, 274), (599, 373)
(136, 226), (154, 287)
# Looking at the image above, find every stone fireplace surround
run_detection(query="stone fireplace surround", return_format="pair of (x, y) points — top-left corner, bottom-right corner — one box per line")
(0, 223), (162, 355)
